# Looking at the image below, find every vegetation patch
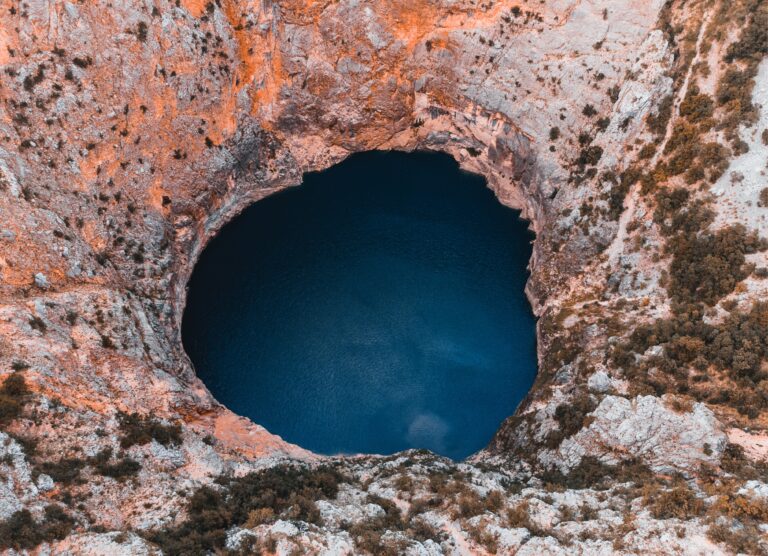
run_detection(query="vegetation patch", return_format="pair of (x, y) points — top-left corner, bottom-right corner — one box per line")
(545, 390), (597, 447)
(117, 411), (182, 449)
(145, 465), (343, 555)
(647, 484), (705, 519)
(0, 506), (74, 551)
(89, 448), (141, 481)
(542, 456), (653, 491)
(666, 223), (763, 305)
(0, 373), (30, 425)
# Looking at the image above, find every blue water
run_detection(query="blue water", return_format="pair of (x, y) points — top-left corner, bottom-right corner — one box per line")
(182, 151), (536, 460)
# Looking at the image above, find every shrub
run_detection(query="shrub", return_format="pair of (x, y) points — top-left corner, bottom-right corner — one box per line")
(465, 522), (499, 553)
(244, 507), (274, 528)
(582, 104), (597, 117)
(0, 373), (29, 424)
(578, 145), (603, 166)
(11, 360), (29, 371)
(28, 316), (46, 333)
(506, 501), (532, 528)
(708, 523), (764, 556)
(339, 494), (409, 554)
(506, 501), (546, 535)
(759, 187), (768, 207)
(638, 143), (656, 159)
(667, 224), (763, 305)
(348, 519), (404, 556)
(549, 126), (560, 140)
(0, 505), (74, 550)
(725, 4), (768, 62)
(90, 448), (141, 481)
(647, 94), (673, 136)
(541, 456), (653, 490)
(679, 88), (714, 123)
(711, 494), (768, 522)
(408, 517), (444, 543)
(648, 484), (705, 520)
(455, 490), (485, 518)
(546, 390), (596, 447)
(136, 21), (148, 42)
(607, 84), (620, 103)
(485, 490), (505, 512)
(36, 458), (86, 485)
(118, 411), (182, 449)
(146, 465), (343, 555)
(697, 142), (730, 182)
(721, 443), (768, 480)
(717, 67), (759, 130)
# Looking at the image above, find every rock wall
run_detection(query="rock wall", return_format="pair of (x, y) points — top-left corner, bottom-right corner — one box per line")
(1, 0), (767, 553)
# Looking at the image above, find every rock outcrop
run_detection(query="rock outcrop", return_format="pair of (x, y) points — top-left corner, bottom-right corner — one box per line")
(1, 0), (767, 553)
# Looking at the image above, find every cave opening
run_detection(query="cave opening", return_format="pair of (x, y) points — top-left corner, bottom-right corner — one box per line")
(182, 151), (537, 460)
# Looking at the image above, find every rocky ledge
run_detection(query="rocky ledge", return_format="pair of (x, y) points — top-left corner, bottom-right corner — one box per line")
(1, 0), (768, 554)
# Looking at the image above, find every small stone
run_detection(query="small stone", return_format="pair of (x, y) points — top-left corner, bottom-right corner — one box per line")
(554, 364), (574, 384)
(645, 345), (664, 357)
(37, 474), (55, 492)
(588, 371), (611, 393)
(739, 480), (768, 499)
(34, 272), (49, 289)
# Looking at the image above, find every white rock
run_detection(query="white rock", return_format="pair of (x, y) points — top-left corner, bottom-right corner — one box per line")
(555, 396), (726, 473)
(52, 532), (155, 555)
(34, 272), (49, 289)
(587, 371), (612, 393)
(36, 473), (55, 492)
(738, 480), (768, 500)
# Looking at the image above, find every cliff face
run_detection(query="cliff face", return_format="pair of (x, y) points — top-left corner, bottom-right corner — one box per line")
(1, 0), (768, 553)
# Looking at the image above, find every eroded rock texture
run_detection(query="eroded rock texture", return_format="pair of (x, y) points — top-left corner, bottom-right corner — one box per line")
(1, 0), (768, 553)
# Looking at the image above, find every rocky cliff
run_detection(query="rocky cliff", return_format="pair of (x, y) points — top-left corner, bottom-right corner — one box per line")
(1, 0), (768, 554)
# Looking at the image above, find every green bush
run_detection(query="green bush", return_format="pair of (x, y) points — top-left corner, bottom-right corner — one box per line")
(717, 67), (759, 128)
(617, 301), (768, 406)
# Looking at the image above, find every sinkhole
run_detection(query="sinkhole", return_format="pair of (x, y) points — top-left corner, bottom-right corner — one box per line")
(182, 151), (537, 460)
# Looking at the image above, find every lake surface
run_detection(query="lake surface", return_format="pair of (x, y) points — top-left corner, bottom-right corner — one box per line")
(182, 151), (537, 460)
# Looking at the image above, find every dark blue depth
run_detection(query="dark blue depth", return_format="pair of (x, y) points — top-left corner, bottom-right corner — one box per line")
(182, 151), (537, 460)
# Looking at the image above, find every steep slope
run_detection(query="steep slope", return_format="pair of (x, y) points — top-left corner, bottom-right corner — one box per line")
(0, 0), (767, 553)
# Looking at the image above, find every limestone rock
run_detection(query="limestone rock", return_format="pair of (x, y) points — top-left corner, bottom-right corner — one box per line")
(555, 396), (727, 474)
(587, 371), (612, 393)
